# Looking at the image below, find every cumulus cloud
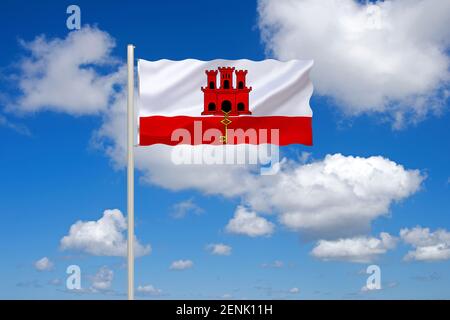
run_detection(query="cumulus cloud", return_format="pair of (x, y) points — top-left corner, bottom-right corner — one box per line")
(171, 198), (204, 219)
(91, 266), (113, 291)
(252, 154), (424, 238)
(137, 284), (162, 296)
(311, 232), (397, 263)
(10, 26), (125, 115)
(34, 257), (54, 271)
(400, 226), (450, 261)
(60, 209), (151, 257)
(170, 259), (193, 270)
(226, 206), (275, 237)
(126, 149), (423, 240)
(258, 0), (450, 127)
(206, 243), (232, 256)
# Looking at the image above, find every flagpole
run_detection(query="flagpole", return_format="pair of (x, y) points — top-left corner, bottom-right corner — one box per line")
(127, 44), (135, 301)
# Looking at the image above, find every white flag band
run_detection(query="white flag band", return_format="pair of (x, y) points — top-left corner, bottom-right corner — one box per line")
(138, 59), (314, 117)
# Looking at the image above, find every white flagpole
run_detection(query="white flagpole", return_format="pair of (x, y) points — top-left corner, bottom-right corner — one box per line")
(127, 44), (135, 300)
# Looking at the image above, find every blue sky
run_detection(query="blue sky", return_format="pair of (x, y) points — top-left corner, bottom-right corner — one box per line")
(0, 0), (449, 299)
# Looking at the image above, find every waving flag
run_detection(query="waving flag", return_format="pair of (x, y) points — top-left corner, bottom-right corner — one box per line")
(138, 59), (313, 146)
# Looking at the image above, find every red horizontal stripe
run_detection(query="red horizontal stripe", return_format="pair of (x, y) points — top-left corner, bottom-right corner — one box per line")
(139, 116), (312, 146)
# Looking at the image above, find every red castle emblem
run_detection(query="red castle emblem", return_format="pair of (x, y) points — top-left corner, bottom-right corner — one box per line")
(201, 67), (252, 116)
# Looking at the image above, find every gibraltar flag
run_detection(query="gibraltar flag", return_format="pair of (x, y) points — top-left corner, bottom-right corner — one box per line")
(138, 59), (313, 146)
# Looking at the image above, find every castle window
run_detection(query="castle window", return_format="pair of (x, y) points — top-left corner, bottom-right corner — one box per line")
(208, 102), (216, 111)
(209, 81), (215, 89)
(238, 81), (244, 89)
(221, 100), (232, 113)
(237, 102), (245, 111)
(223, 80), (230, 89)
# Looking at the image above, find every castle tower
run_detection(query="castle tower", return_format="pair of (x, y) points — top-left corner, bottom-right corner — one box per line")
(218, 67), (235, 89)
(234, 69), (252, 114)
(205, 70), (218, 89)
(235, 70), (248, 89)
(201, 70), (219, 113)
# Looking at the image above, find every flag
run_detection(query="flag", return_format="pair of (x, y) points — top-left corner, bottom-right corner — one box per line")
(137, 59), (313, 146)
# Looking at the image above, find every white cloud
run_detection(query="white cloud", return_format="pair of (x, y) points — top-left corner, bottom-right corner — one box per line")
(311, 232), (397, 263)
(258, 0), (450, 127)
(91, 266), (113, 291)
(206, 243), (232, 256)
(34, 257), (54, 271)
(226, 206), (275, 237)
(137, 284), (162, 296)
(170, 259), (193, 270)
(10, 26), (125, 115)
(255, 154), (423, 238)
(400, 226), (450, 261)
(289, 287), (300, 294)
(261, 260), (284, 268)
(171, 198), (204, 219)
(115, 149), (422, 240)
(60, 209), (151, 257)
